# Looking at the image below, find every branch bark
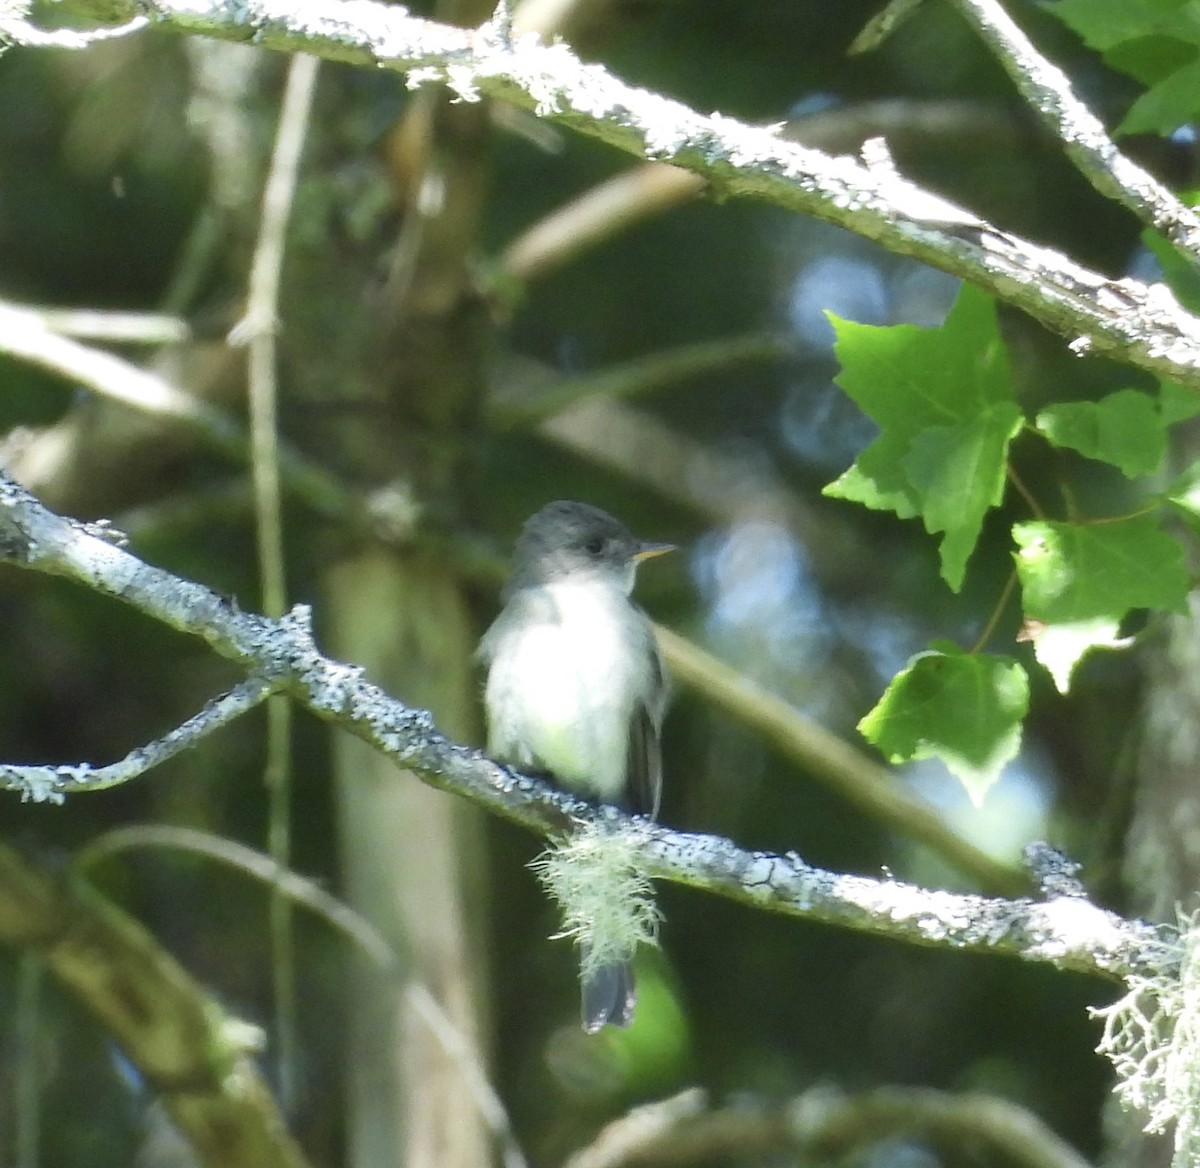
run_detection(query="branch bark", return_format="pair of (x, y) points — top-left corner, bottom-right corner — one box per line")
(12, 0), (1200, 386)
(0, 473), (1171, 985)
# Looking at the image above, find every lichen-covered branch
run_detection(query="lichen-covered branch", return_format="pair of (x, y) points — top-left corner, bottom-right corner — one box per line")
(0, 473), (1173, 985)
(0, 315), (1019, 892)
(11, 0), (1200, 386)
(949, 0), (1200, 259)
(0, 676), (275, 802)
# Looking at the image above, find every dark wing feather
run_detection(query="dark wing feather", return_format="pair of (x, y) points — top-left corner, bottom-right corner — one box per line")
(625, 703), (659, 818)
(625, 643), (665, 819)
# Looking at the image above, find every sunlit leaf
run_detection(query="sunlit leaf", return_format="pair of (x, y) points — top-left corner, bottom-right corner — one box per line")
(1013, 517), (1189, 691)
(859, 643), (1029, 805)
(824, 284), (1018, 590)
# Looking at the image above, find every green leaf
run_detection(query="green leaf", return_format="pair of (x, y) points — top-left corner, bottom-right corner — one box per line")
(904, 403), (1024, 590)
(824, 284), (1018, 590)
(1159, 379), (1200, 425)
(1144, 226), (1200, 314)
(825, 428), (921, 519)
(859, 645), (1029, 805)
(1047, 0), (1200, 135)
(1013, 517), (1189, 691)
(1050, 0), (1200, 52)
(1034, 389), (1166, 478)
(1106, 34), (1197, 85)
(1118, 56), (1200, 135)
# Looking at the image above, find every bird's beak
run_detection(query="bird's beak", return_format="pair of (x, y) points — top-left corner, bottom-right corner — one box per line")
(634, 541), (675, 562)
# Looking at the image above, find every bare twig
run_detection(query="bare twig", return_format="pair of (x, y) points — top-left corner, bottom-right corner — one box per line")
(228, 48), (321, 1117)
(0, 298), (355, 522)
(405, 984), (529, 1168)
(499, 163), (703, 283)
(24, 307), (190, 344)
(0, 675), (275, 803)
(79, 824), (396, 965)
(488, 334), (788, 429)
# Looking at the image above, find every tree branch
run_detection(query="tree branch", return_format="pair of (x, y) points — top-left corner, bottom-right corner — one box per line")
(14, 0), (1200, 385)
(564, 1084), (1094, 1168)
(0, 839), (309, 1168)
(949, 0), (1200, 259)
(0, 675), (275, 802)
(0, 473), (1173, 984)
(0, 299), (1020, 891)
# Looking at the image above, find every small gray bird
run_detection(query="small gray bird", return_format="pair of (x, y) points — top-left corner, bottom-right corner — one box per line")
(478, 500), (672, 1031)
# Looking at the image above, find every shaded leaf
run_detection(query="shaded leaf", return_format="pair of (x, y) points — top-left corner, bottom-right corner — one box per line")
(1034, 389), (1165, 478)
(1119, 56), (1200, 135)
(1050, 0), (1200, 53)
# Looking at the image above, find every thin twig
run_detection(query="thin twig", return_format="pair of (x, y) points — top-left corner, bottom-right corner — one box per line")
(406, 985), (530, 1168)
(229, 48), (321, 1118)
(78, 825), (397, 968)
(0, 298), (354, 523)
(499, 163), (703, 284)
(488, 334), (788, 429)
(0, 675), (276, 803)
(1006, 462), (1045, 519)
(24, 307), (190, 344)
(970, 568), (1020, 655)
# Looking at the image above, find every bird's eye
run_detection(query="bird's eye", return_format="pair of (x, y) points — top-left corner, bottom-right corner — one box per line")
(584, 537), (605, 556)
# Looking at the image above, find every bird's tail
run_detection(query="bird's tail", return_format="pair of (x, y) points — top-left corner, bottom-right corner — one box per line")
(581, 949), (636, 1033)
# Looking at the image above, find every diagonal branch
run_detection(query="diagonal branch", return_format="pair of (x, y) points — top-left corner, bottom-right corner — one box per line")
(949, 0), (1200, 260)
(16, 0), (1200, 386)
(0, 473), (1173, 985)
(0, 675), (275, 802)
(0, 299), (1020, 892)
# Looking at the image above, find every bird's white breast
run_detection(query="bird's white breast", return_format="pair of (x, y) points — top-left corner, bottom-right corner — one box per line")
(483, 580), (648, 800)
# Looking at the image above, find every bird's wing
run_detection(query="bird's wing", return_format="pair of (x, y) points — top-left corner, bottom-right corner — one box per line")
(626, 645), (666, 820)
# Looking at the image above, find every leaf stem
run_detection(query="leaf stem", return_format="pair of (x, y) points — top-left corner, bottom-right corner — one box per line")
(971, 569), (1019, 654)
(1006, 462), (1044, 519)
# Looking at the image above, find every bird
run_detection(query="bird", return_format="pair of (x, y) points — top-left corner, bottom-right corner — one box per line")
(478, 500), (672, 1031)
